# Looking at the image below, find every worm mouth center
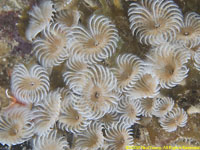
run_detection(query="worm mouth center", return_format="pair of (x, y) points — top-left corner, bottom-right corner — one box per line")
(120, 139), (125, 144)
(184, 32), (189, 36)
(75, 116), (79, 120)
(155, 23), (160, 28)
(95, 92), (100, 99)
(10, 128), (19, 136)
(94, 41), (99, 46)
(165, 65), (174, 76)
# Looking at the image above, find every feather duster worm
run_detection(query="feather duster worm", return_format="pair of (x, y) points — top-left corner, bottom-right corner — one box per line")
(125, 73), (160, 99)
(146, 43), (190, 89)
(70, 14), (119, 63)
(58, 93), (90, 133)
(159, 107), (188, 132)
(128, 0), (182, 45)
(11, 64), (49, 104)
(63, 55), (89, 95)
(176, 12), (200, 47)
(73, 65), (118, 120)
(73, 121), (104, 150)
(25, 0), (55, 41)
(117, 96), (142, 126)
(105, 123), (134, 150)
(112, 54), (145, 92)
(32, 130), (69, 150)
(98, 112), (119, 128)
(0, 107), (34, 146)
(153, 97), (174, 117)
(140, 98), (156, 117)
(32, 91), (61, 135)
(33, 23), (71, 68)
(53, 0), (76, 11)
(55, 9), (81, 27)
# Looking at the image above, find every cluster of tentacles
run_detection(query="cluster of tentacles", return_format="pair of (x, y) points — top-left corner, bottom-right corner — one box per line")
(1, 0), (200, 149)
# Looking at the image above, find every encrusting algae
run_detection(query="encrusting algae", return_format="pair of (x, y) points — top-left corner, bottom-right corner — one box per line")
(0, 0), (200, 149)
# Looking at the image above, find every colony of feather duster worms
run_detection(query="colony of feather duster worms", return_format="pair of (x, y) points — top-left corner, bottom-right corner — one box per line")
(1, 0), (200, 149)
